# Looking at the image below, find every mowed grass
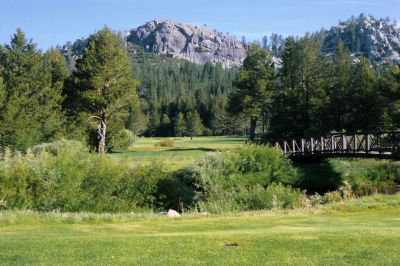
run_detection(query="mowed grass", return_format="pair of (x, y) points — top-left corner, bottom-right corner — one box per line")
(111, 136), (246, 170)
(0, 194), (399, 265)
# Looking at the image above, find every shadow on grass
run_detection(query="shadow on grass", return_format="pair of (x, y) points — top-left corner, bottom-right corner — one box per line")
(294, 160), (343, 194)
(165, 147), (216, 152)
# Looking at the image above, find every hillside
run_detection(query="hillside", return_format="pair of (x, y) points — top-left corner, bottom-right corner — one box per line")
(126, 19), (247, 69)
(322, 14), (400, 64)
(59, 15), (400, 69)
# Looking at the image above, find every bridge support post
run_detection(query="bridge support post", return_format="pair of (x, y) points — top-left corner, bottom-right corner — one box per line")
(292, 140), (296, 155)
(311, 138), (314, 153)
(366, 134), (370, 154)
(354, 134), (358, 152)
(342, 135), (347, 152)
(321, 137), (324, 153)
(301, 139), (305, 153)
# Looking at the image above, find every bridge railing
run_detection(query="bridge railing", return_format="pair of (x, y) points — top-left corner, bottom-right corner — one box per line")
(275, 132), (400, 157)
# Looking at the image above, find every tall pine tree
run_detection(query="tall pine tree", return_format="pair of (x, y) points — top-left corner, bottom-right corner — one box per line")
(0, 29), (66, 150)
(72, 27), (139, 153)
(228, 44), (274, 140)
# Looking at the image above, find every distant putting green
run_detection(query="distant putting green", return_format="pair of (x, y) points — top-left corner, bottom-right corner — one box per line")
(0, 194), (399, 265)
(111, 136), (246, 170)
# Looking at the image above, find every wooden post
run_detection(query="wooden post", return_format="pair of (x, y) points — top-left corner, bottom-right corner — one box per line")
(321, 137), (324, 152)
(311, 138), (314, 153)
(366, 134), (370, 153)
(354, 134), (358, 152)
(292, 140), (296, 154)
(342, 135), (347, 151)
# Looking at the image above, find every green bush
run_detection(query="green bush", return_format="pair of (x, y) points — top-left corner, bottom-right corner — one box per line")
(237, 183), (304, 211)
(329, 159), (400, 195)
(0, 140), (168, 212)
(112, 129), (135, 151)
(186, 144), (301, 213)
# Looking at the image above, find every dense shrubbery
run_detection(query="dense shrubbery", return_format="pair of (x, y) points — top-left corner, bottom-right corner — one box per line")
(330, 159), (400, 195)
(1, 141), (398, 214)
(111, 129), (136, 151)
(187, 145), (303, 213)
(0, 142), (302, 213)
(0, 140), (169, 212)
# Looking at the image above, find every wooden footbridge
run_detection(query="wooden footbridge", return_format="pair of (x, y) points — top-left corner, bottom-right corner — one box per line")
(275, 132), (400, 160)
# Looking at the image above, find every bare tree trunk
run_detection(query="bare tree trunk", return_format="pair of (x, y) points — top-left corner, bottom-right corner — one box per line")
(98, 121), (107, 154)
(262, 111), (265, 133)
(249, 117), (257, 141)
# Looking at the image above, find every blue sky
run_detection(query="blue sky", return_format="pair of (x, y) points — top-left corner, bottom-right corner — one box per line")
(0, 0), (399, 50)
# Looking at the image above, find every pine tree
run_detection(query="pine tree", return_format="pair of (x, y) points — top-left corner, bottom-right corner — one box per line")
(0, 76), (4, 112)
(126, 104), (147, 141)
(174, 112), (186, 137)
(148, 110), (160, 136)
(327, 42), (352, 131)
(381, 65), (400, 130)
(73, 27), (139, 153)
(273, 35), (328, 138)
(346, 58), (381, 132)
(159, 113), (172, 136)
(228, 44), (274, 140)
(41, 49), (70, 140)
(0, 29), (66, 150)
(186, 111), (203, 139)
(262, 35), (269, 49)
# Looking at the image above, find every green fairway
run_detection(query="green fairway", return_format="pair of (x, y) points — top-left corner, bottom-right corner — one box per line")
(0, 194), (399, 265)
(111, 136), (246, 170)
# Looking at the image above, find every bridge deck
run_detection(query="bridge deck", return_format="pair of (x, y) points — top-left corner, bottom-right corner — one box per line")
(275, 133), (400, 159)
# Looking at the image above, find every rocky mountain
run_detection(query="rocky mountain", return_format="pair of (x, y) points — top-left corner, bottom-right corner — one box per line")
(59, 15), (400, 70)
(322, 14), (400, 64)
(125, 20), (247, 68)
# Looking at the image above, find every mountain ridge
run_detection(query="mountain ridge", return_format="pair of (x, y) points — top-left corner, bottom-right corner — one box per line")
(322, 14), (400, 65)
(125, 19), (247, 68)
(59, 14), (400, 69)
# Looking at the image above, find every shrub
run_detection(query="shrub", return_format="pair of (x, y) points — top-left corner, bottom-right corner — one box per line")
(0, 199), (7, 210)
(112, 129), (135, 151)
(329, 159), (400, 196)
(155, 139), (175, 147)
(186, 144), (301, 213)
(29, 139), (87, 156)
(324, 190), (343, 203)
(309, 193), (325, 206)
(156, 169), (197, 211)
(237, 183), (304, 211)
(0, 140), (169, 212)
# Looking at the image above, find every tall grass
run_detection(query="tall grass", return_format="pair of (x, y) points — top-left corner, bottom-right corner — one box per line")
(329, 159), (400, 195)
(1, 139), (399, 214)
(0, 140), (168, 212)
(186, 145), (303, 213)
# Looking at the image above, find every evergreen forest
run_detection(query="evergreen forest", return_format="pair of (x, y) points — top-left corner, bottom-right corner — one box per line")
(0, 27), (400, 152)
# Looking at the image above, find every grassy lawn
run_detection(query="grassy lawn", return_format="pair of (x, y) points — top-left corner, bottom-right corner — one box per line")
(0, 194), (399, 265)
(111, 136), (246, 170)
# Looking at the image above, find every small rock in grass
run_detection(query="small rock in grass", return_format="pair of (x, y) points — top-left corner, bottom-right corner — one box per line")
(166, 209), (181, 217)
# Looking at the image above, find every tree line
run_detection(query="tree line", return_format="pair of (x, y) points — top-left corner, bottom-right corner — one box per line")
(230, 35), (400, 141)
(0, 27), (245, 152)
(1, 27), (399, 152)
(0, 28), (139, 153)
